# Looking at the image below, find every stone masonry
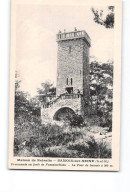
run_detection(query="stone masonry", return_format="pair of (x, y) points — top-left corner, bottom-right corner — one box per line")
(41, 29), (91, 123)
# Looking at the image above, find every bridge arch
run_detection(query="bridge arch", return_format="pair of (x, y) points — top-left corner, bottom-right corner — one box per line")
(53, 107), (75, 121)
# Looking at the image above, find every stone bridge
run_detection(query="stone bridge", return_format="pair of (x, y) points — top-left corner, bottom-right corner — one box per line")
(41, 94), (83, 123)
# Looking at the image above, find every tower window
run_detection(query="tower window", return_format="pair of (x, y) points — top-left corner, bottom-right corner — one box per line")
(66, 78), (68, 85)
(69, 46), (71, 53)
(71, 78), (73, 85)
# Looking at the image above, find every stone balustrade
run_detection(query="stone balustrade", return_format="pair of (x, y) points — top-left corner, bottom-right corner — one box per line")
(56, 30), (91, 46)
(42, 93), (83, 109)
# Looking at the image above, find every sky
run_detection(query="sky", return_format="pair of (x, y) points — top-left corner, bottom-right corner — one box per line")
(16, 5), (114, 96)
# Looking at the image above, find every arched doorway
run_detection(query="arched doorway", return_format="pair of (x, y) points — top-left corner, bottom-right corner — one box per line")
(53, 107), (75, 121)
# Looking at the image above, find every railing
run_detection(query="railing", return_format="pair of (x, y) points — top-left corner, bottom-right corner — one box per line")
(42, 93), (83, 109)
(56, 30), (91, 46)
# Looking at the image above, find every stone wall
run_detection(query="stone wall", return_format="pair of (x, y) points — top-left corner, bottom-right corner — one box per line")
(56, 38), (90, 117)
(57, 39), (84, 96)
(41, 96), (83, 123)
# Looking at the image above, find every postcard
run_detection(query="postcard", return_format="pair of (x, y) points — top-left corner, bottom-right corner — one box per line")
(8, 0), (122, 171)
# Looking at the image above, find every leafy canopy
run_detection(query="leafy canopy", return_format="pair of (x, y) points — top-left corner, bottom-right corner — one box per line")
(91, 6), (114, 29)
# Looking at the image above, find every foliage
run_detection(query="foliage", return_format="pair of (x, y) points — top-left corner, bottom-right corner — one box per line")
(91, 6), (114, 28)
(37, 81), (56, 103)
(14, 117), (111, 158)
(89, 61), (113, 130)
(15, 72), (40, 119)
(14, 64), (112, 157)
(14, 118), (82, 156)
(68, 136), (111, 158)
(66, 113), (84, 128)
(37, 81), (55, 95)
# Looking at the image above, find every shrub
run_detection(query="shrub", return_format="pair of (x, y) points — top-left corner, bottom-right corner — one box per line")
(68, 136), (111, 158)
(66, 114), (84, 128)
(14, 116), (111, 158)
(14, 138), (21, 155)
(99, 116), (112, 132)
(44, 146), (80, 158)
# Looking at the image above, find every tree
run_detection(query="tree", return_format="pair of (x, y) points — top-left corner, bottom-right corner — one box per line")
(37, 82), (53, 95)
(91, 6), (114, 28)
(15, 71), (40, 119)
(89, 61), (113, 130)
(37, 81), (56, 103)
(15, 71), (29, 118)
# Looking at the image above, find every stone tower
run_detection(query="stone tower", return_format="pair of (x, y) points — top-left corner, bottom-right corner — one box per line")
(41, 29), (91, 122)
(56, 29), (91, 117)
